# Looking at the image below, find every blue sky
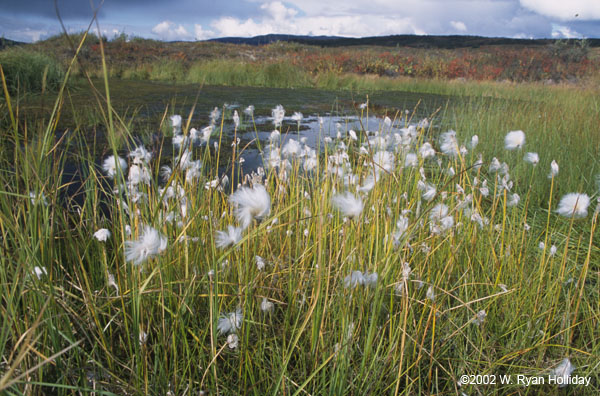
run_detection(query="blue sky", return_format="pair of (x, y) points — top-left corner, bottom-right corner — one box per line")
(1, 0), (599, 42)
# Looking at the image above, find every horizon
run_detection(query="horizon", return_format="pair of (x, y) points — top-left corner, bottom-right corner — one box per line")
(3, 31), (598, 46)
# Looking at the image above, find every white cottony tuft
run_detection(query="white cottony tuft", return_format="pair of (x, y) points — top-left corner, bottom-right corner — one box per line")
(229, 184), (271, 229)
(363, 272), (378, 287)
(210, 107), (221, 124)
(332, 192), (363, 219)
(291, 112), (303, 125)
(344, 270), (377, 288)
(226, 333), (239, 349)
(417, 180), (436, 201)
(282, 138), (302, 158)
(255, 255), (266, 271)
(271, 104), (285, 127)
(260, 297), (274, 313)
(217, 308), (243, 335)
(504, 130), (525, 150)
(507, 193), (520, 207)
(215, 225), (243, 248)
(107, 272), (119, 294)
(94, 228), (111, 242)
(201, 125), (214, 144)
(102, 155), (127, 179)
(124, 226), (167, 265)
(404, 153), (418, 168)
(344, 270), (364, 288)
(429, 203), (454, 234)
(372, 151), (395, 173)
(524, 152), (539, 166)
(419, 142), (436, 159)
(33, 266), (47, 279)
(551, 358), (575, 388)
(489, 157), (501, 173)
(470, 135), (479, 149)
(555, 193), (590, 219)
(439, 130), (459, 157)
(244, 105), (254, 117)
(549, 160), (559, 178)
(128, 164), (152, 186)
(426, 285), (435, 301)
(29, 191), (48, 206)
(232, 110), (240, 128)
(269, 130), (281, 144)
(129, 145), (152, 165)
(473, 310), (486, 326)
(170, 114), (182, 133)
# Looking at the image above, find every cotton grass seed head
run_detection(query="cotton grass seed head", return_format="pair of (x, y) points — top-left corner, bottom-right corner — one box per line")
(439, 130), (459, 157)
(504, 130), (525, 150)
(524, 152), (539, 166)
(124, 226), (167, 265)
(93, 228), (111, 242)
(551, 358), (575, 388)
(215, 225), (243, 248)
(555, 193), (590, 219)
(226, 333), (239, 349)
(229, 184), (271, 229)
(332, 192), (363, 219)
(33, 266), (47, 279)
(102, 155), (127, 179)
(271, 104), (285, 127)
(260, 297), (274, 313)
(218, 308), (243, 335)
(549, 160), (559, 178)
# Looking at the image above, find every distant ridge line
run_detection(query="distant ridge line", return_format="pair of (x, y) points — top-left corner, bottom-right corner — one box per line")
(207, 33), (600, 48)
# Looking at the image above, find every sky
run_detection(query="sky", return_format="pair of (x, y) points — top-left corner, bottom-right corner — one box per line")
(1, 0), (599, 43)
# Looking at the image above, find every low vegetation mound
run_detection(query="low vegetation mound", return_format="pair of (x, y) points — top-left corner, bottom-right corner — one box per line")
(0, 47), (66, 94)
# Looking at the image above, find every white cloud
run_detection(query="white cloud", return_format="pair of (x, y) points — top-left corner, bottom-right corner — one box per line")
(520, 0), (600, 21)
(450, 21), (467, 32)
(207, 1), (425, 38)
(261, 1), (298, 20)
(194, 24), (214, 40)
(151, 20), (193, 40)
(551, 24), (583, 38)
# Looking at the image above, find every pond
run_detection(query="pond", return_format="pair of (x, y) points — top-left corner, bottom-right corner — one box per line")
(63, 79), (455, 167)
(27, 79), (461, 204)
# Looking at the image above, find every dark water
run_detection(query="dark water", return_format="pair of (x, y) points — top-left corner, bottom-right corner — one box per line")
(43, 80), (453, 209)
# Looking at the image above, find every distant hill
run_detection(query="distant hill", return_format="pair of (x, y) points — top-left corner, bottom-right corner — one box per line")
(209, 33), (600, 49)
(0, 37), (25, 50)
(208, 34), (343, 46)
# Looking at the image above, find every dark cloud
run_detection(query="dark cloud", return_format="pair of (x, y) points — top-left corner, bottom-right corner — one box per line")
(0, 0), (262, 23)
(0, 0), (110, 19)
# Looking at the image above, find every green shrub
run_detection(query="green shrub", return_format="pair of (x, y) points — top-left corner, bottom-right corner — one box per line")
(0, 48), (66, 94)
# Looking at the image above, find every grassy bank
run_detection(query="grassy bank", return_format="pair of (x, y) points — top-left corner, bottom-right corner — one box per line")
(13, 32), (599, 85)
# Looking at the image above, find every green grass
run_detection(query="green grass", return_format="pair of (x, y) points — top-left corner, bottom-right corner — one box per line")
(185, 59), (312, 88)
(0, 47), (66, 94)
(0, 47), (599, 396)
